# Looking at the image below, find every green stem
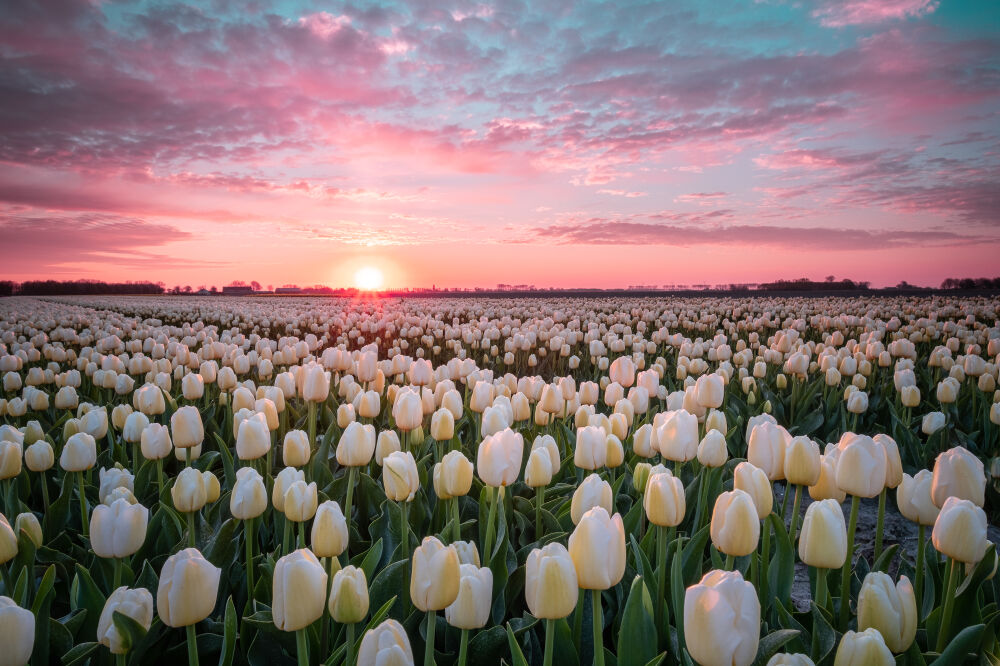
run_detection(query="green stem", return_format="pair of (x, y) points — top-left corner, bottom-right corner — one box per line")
(874, 488), (886, 561)
(592, 589), (604, 666)
(573, 589), (584, 647)
(186, 623), (200, 666)
(452, 497), (461, 543)
(346, 623), (356, 666)
(39, 473), (50, 511)
(483, 485), (498, 560)
(116, 653), (126, 666)
(320, 555), (335, 660)
(296, 627), (309, 666)
(789, 484), (803, 545)
(282, 517), (291, 555)
(779, 482), (790, 520)
(185, 445), (192, 468)
(344, 466), (358, 556)
(535, 485), (544, 538)
(297, 521), (305, 549)
(656, 525), (667, 632)
(915, 524), (925, 616)
(78, 471), (89, 535)
(839, 495), (860, 629)
(156, 459), (164, 498)
(815, 566), (828, 609)
(694, 467), (710, 533)
(187, 511), (196, 548)
(759, 516), (771, 609)
(245, 518), (255, 603)
(113, 557), (122, 589)
(399, 501), (410, 560)
(724, 553), (734, 571)
(459, 627), (470, 666)
(424, 610), (437, 666)
(936, 557), (959, 651)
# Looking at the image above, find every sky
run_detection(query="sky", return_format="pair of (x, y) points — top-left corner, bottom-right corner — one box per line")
(1, 0), (999, 289)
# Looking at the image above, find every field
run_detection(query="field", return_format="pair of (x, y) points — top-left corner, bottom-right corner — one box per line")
(1, 294), (999, 666)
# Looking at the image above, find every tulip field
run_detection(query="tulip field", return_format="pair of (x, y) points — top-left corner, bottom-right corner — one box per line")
(2, 294), (1000, 666)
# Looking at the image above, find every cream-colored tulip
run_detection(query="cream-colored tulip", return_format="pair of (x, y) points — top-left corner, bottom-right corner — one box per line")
(711, 489), (760, 557)
(170, 406), (204, 449)
(311, 501), (348, 558)
(833, 629), (893, 666)
(836, 434), (886, 498)
(0, 596), (35, 666)
(328, 565), (369, 624)
(575, 425), (608, 470)
(284, 480), (318, 522)
(857, 572), (916, 652)
(784, 436), (821, 486)
(684, 570), (760, 666)
(657, 409), (699, 463)
(282, 430), (311, 467)
(932, 497), (989, 564)
(571, 474), (614, 525)
(358, 619), (413, 666)
(97, 586), (154, 654)
(157, 548), (221, 627)
(747, 422), (788, 481)
(897, 470), (938, 526)
(410, 537), (461, 611)
(236, 417), (270, 461)
(568, 507), (626, 590)
(231, 467), (268, 520)
(445, 564), (492, 629)
(273, 548), (328, 631)
(171, 467), (207, 513)
(931, 446), (985, 508)
(644, 470), (685, 527)
(60, 432), (97, 472)
(476, 428), (523, 487)
(733, 462), (773, 519)
(90, 498), (148, 559)
(697, 429), (728, 468)
(798, 499), (848, 569)
(140, 423), (172, 460)
(383, 451), (420, 502)
(24, 439), (54, 472)
(525, 543), (578, 619)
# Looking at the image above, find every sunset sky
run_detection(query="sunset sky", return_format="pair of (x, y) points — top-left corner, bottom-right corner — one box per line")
(2, 0), (999, 289)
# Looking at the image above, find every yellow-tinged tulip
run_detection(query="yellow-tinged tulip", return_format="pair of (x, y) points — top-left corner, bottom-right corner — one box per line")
(931, 446), (985, 508)
(430, 408), (454, 441)
(0, 596), (34, 666)
(358, 619), (413, 666)
(410, 536), (460, 611)
(329, 565), (369, 624)
(393, 390), (423, 432)
(236, 417), (270, 461)
(897, 471), (938, 526)
(657, 409), (699, 463)
(140, 423), (172, 460)
(524, 448), (553, 488)
(170, 405), (203, 449)
(202, 471), (220, 503)
(575, 425), (608, 470)
(383, 451), (419, 502)
(301, 365), (330, 403)
(857, 572), (916, 652)
(606, 433), (625, 468)
(14, 513), (41, 548)
(24, 440), (53, 472)
(337, 421), (376, 467)
(171, 467), (207, 513)
(900, 385), (920, 408)
(452, 540), (480, 566)
(747, 421), (788, 481)
(231, 467), (267, 520)
(833, 628), (894, 666)
(375, 430), (401, 466)
(697, 429), (728, 468)
(836, 434), (886, 498)
(932, 497), (989, 564)
(282, 430), (311, 467)
(798, 499), (847, 569)
(711, 489), (760, 557)
(0, 439), (20, 480)
(445, 564), (493, 629)
(273, 548), (328, 631)
(733, 462), (773, 519)
(337, 404), (355, 429)
(284, 480), (318, 522)
(808, 454), (845, 502)
(157, 548), (221, 627)
(476, 428), (523, 487)
(60, 432), (97, 472)
(633, 423), (657, 458)
(684, 570), (760, 666)
(272, 467), (305, 513)
(97, 587), (153, 654)
(784, 436), (820, 486)
(525, 543), (578, 619)
(90, 498), (148, 559)
(357, 391), (381, 419)
(644, 470), (685, 527)
(571, 474), (613, 525)
(311, 500), (348, 558)
(568, 506), (626, 590)
(0, 513), (16, 564)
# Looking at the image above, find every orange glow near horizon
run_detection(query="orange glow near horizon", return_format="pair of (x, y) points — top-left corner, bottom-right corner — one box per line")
(354, 266), (385, 291)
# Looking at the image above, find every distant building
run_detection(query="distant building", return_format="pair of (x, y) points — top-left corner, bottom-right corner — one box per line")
(275, 287), (302, 294)
(222, 285), (254, 295)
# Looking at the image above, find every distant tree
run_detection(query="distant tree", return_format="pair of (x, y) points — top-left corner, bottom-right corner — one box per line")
(251, 281), (262, 291)
(0, 281), (15, 297)
(183, 285), (193, 293)
(825, 275), (835, 282)
(210, 286), (218, 293)
(266, 285), (273, 292)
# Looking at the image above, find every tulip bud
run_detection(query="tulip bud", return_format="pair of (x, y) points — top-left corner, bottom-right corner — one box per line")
(524, 448), (553, 488)
(900, 385), (920, 408)
(172, 467), (207, 513)
(236, 417), (270, 461)
(575, 425), (608, 470)
(311, 501), (349, 558)
(568, 507), (626, 590)
(705, 408), (727, 435)
(836, 434), (886, 498)
(337, 422), (376, 467)
(393, 390), (423, 432)
(733, 462), (773, 519)
(0, 596), (35, 665)
(784, 436), (821, 486)
(430, 408), (454, 441)
(477, 429), (523, 487)
(632, 423), (656, 458)
(358, 619), (414, 666)
(833, 628), (894, 666)
(157, 548), (221, 627)
(857, 572), (916, 652)
(231, 467), (268, 520)
(896, 470), (937, 526)
(60, 432), (97, 472)
(284, 480), (318, 522)
(445, 564), (493, 630)
(301, 365), (330, 403)
(747, 422), (788, 481)
(273, 548), (328, 631)
(410, 537), (460, 611)
(24, 439), (53, 472)
(922, 411), (946, 435)
(140, 423), (172, 460)
(14, 513), (42, 548)
(97, 586), (154, 654)
(91, 498), (148, 559)
(644, 470), (685, 527)
(931, 446), (985, 508)
(525, 543), (578, 619)
(656, 409), (698, 463)
(282, 430), (311, 467)
(932, 496), (989, 564)
(337, 404), (355, 429)
(684, 570), (760, 666)
(329, 565), (369, 624)
(375, 430), (401, 465)
(383, 451), (420, 502)
(798, 499), (847, 569)
(711, 489), (760, 557)
(571, 474), (614, 525)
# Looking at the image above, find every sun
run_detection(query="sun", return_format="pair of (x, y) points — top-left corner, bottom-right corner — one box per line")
(354, 266), (384, 291)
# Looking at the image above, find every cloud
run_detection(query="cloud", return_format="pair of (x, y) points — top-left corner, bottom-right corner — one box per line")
(812, 0), (939, 27)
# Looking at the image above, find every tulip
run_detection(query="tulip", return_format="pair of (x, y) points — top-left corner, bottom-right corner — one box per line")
(337, 421), (376, 467)
(393, 389), (423, 434)
(358, 619), (413, 666)
(711, 489), (760, 561)
(922, 411), (946, 435)
(98, 466), (134, 504)
(97, 586), (154, 655)
(747, 422), (788, 481)
(312, 500), (348, 559)
(236, 417), (270, 461)
(571, 473), (613, 525)
(328, 565), (369, 666)
(896, 469), (936, 603)
(230, 467), (267, 520)
(766, 656), (815, 666)
(133, 384), (165, 416)
(684, 570), (760, 666)
(644, 469), (685, 624)
(91, 498), (148, 582)
(382, 450), (419, 558)
(808, 454), (845, 503)
(358, 390), (380, 419)
(182, 373), (204, 401)
(569, 506), (625, 666)
(833, 629), (893, 666)
(170, 406), (204, 461)
(932, 496), (989, 649)
(857, 572), (916, 652)
(695, 373), (724, 409)
(0, 439), (20, 480)
(282, 430), (311, 467)
(24, 439), (53, 472)
(476, 428), (523, 558)
(697, 429), (728, 468)
(0, 596), (34, 666)
(273, 548), (328, 631)
(140, 423), (172, 461)
(14, 513), (41, 548)
(575, 425), (608, 470)
(798, 497), (847, 611)
(657, 409), (698, 465)
(900, 385), (920, 408)
(0, 513), (15, 565)
(284, 480), (318, 524)
(445, 563), (492, 629)
(931, 445), (985, 508)
(157, 547), (221, 666)
(61, 431), (96, 472)
(411, 536), (460, 666)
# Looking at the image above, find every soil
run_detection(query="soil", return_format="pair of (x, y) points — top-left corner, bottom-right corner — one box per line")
(770, 483), (1000, 612)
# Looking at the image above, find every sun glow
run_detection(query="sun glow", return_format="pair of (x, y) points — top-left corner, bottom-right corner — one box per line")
(354, 266), (384, 290)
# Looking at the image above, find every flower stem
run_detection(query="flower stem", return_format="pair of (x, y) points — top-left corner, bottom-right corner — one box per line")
(78, 471), (89, 535)
(789, 484), (803, 545)
(452, 497), (461, 543)
(399, 501), (410, 560)
(592, 589), (604, 666)
(483, 485), (498, 560)
(874, 488), (886, 560)
(187, 511), (196, 548)
(282, 516), (291, 555)
(759, 514), (771, 609)
(459, 627), (470, 666)
(113, 557), (122, 589)
(346, 623), (356, 666)
(245, 518), (255, 604)
(936, 556), (959, 651)
(656, 525), (667, 631)
(839, 494), (860, 629)
(424, 611), (437, 666)
(296, 627), (309, 666)
(724, 553), (734, 571)
(344, 466), (357, 556)
(186, 623), (200, 666)
(915, 524), (925, 616)
(535, 485), (545, 538)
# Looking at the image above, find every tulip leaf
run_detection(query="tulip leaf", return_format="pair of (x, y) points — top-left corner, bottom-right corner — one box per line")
(112, 609), (149, 653)
(766, 514), (794, 607)
(469, 625), (509, 665)
(749, 628), (799, 666)
(43, 471), (74, 539)
(70, 563), (107, 640)
(617, 576), (658, 666)
(353, 537), (383, 583)
(552, 617), (580, 666)
(61, 641), (100, 666)
(49, 617), (74, 661)
(218, 596), (238, 666)
(808, 602), (836, 664)
(31, 564), (56, 666)
(368, 558), (408, 620)
(791, 410), (824, 436)
(628, 534), (655, 596)
(642, 654), (666, 666)
(205, 517), (238, 568)
(681, 525), (710, 585)
(933, 623), (985, 664)
(872, 543), (899, 573)
(214, 432), (236, 489)
(506, 622), (530, 666)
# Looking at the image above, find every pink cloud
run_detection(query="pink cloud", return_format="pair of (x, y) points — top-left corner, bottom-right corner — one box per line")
(812, 0), (939, 27)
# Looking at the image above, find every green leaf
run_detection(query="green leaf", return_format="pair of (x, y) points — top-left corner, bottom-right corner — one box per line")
(218, 596), (238, 666)
(70, 563), (106, 641)
(354, 538), (383, 584)
(369, 559), (408, 620)
(809, 602), (837, 664)
(112, 609), (149, 653)
(932, 623), (985, 664)
(751, 629), (799, 666)
(61, 641), (100, 666)
(766, 513), (794, 607)
(43, 472), (74, 540)
(468, 626), (508, 665)
(617, 576), (658, 666)
(506, 622), (530, 666)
